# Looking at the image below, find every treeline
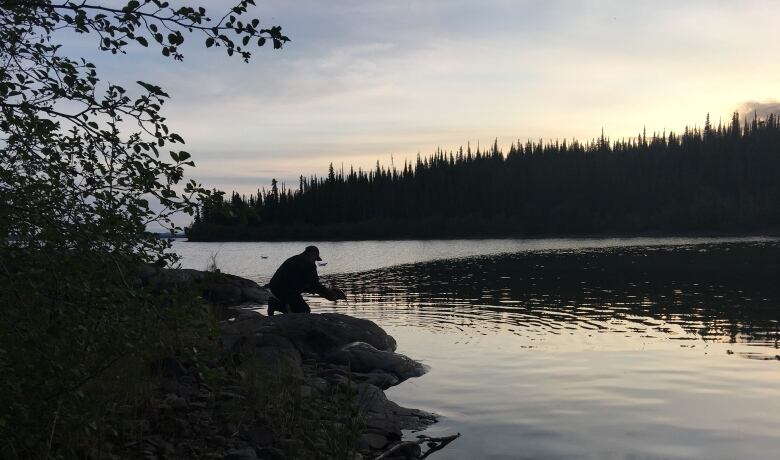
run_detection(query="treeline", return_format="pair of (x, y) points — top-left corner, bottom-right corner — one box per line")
(187, 113), (780, 241)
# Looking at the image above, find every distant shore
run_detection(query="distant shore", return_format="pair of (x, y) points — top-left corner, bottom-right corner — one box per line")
(184, 227), (780, 243)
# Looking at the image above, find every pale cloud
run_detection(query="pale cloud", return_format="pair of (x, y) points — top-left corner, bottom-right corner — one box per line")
(738, 100), (780, 120)
(77, 1), (780, 196)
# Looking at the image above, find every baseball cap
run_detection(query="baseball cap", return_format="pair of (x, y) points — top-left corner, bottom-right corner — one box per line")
(305, 245), (322, 261)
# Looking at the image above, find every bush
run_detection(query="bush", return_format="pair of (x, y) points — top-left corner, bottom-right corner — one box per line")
(0, 2), (288, 457)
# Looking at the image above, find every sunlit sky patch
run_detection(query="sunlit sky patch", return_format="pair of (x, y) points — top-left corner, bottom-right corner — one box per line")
(75, 0), (780, 195)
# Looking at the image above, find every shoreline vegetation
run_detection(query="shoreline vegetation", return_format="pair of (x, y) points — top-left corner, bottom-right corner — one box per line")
(184, 227), (780, 243)
(187, 114), (780, 242)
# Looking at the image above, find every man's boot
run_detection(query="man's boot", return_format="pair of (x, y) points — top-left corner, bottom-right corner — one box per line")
(268, 296), (280, 316)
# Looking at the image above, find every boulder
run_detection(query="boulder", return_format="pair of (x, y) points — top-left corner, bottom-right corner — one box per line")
(251, 313), (398, 356)
(325, 342), (427, 383)
(220, 313), (425, 386)
(232, 333), (303, 379)
(314, 367), (399, 390)
(355, 383), (437, 436)
(205, 283), (243, 305)
(241, 286), (270, 303)
(351, 370), (399, 390)
(213, 308), (440, 457)
(139, 266), (270, 306)
(220, 313), (266, 341)
(201, 272), (267, 305)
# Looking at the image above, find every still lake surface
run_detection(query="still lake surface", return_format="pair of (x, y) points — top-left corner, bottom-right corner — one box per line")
(174, 237), (780, 459)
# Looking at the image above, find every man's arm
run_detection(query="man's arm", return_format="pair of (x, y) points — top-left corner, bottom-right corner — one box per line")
(318, 285), (346, 301)
(301, 262), (346, 301)
(300, 261), (328, 295)
(311, 283), (331, 298)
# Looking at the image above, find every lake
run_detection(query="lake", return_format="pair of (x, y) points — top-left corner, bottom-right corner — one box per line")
(174, 237), (780, 459)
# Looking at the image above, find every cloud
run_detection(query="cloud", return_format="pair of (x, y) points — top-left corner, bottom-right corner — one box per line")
(738, 100), (780, 119)
(68, 0), (780, 198)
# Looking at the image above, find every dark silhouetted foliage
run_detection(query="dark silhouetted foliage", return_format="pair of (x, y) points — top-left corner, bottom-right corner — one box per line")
(189, 113), (780, 240)
(0, 2), (287, 457)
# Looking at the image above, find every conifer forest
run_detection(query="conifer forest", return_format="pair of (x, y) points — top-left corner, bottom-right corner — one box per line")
(187, 113), (780, 240)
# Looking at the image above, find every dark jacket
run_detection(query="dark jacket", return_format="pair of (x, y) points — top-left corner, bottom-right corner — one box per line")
(269, 253), (326, 296)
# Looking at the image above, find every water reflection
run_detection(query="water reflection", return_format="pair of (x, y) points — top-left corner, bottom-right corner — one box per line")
(238, 241), (780, 458)
(308, 242), (780, 360)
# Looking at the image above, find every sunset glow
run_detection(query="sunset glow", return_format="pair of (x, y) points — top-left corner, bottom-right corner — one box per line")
(87, 1), (780, 192)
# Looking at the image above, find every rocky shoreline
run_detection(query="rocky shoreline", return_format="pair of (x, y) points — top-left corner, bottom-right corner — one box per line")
(109, 268), (455, 459)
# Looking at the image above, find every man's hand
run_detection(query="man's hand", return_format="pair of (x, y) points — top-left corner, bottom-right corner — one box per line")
(322, 286), (347, 302)
(331, 287), (347, 301)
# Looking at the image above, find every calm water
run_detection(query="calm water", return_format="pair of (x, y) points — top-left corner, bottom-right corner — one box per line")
(174, 237), (780, 459)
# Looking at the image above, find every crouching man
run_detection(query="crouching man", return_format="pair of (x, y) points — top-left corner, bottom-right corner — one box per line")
(267, 245), (346, 315)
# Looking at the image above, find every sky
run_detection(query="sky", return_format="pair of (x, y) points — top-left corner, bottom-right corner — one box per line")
(75, 0), (780, 196)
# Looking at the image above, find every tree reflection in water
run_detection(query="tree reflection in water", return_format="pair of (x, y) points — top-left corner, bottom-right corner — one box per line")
(313, 241), (780, 360)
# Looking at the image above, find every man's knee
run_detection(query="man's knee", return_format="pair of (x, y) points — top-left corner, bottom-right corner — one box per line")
(289, 295), (310, 313)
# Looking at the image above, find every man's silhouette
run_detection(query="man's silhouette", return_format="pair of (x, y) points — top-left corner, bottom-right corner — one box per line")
(267, 245), (345, 315)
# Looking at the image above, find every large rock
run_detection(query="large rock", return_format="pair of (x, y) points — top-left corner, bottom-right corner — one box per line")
(240, 286), (270, 304)
(215, 310), (439, 457)
(356, 383), (437, 435)
(258, 336), (303, 378)
(139, 266), (270, 306)
(229, 332), (303, 379)
(325, 342), (427, 383)
(200, 272), (269, 305)
(220, 313), (267, 343)
(220, 313), (410, 381)
(251, 313), (398, 357)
